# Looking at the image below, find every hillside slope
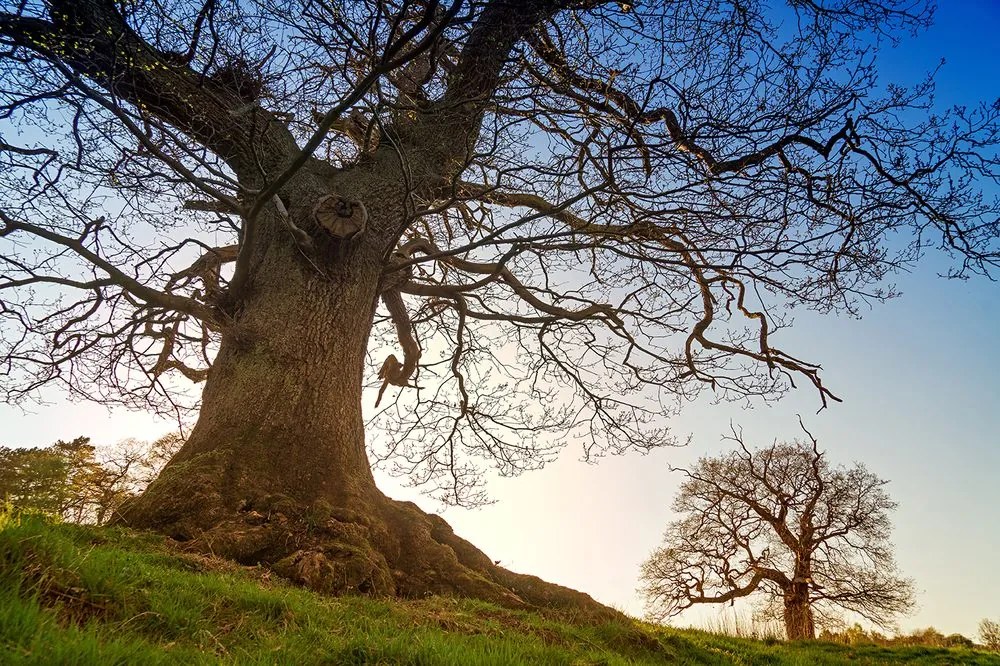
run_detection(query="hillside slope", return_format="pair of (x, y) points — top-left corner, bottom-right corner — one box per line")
(1, 512), (997, 665)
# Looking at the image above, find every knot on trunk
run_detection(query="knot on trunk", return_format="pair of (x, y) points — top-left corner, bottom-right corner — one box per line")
(312, 194), (368, 239)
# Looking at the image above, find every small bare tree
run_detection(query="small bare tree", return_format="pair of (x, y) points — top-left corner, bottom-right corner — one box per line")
(640, 426), (915, 640)
(980, 619), (1000, 652)
(89, 433), (185, 524)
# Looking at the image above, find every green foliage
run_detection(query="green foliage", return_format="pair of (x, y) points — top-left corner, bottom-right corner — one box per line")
(0, 437), (94, 518)
(2, 511), (999, 665)
(0, 434), (183, 525)
(820, 623), (981, 650)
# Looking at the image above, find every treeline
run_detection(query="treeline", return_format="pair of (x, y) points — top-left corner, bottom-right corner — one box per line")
(0, 434), (182, 525)
(819, 622), (1000, 652)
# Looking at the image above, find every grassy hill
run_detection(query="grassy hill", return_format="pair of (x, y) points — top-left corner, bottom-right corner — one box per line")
(1, 511), (997, 665)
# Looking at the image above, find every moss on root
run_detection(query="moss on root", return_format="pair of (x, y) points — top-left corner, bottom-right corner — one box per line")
(111, 439), (612, 618)
(114, 451), (232, 538)
(118, 478), (614, 618)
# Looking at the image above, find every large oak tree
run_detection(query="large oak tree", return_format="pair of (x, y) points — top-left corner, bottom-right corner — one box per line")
(639, 427), (914, 640)
(1, 0), (997, 609)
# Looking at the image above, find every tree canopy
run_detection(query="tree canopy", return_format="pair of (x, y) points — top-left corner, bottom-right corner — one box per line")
(639, 427), (915, 639)
(2, 0), (998, 504)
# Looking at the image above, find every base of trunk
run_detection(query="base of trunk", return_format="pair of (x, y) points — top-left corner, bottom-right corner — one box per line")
(114, 451), (613, 618)
(783, 590), (816, 640)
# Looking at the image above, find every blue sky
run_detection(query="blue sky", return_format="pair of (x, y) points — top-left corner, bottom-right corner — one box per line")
(3, 0), (999, 638)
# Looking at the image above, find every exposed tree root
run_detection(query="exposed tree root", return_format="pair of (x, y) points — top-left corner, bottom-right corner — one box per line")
(115, 455), (616, 619)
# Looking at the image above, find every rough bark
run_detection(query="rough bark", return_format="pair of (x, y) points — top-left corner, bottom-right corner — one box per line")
(116, 166), (614, 618)
(783, 582), (816, 640)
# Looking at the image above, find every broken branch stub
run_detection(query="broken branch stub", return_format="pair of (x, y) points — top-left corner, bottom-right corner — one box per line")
(312, 195), (368, 239)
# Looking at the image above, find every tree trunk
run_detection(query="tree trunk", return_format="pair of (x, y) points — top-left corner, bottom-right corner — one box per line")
(783, 583), (816, 640)
(116, 185), (611, 616)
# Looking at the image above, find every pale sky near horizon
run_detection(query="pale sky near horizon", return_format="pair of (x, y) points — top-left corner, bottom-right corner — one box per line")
(2, 0), (999, 640)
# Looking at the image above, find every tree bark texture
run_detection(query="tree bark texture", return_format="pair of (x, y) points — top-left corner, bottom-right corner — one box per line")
(783, 582), (816, 640)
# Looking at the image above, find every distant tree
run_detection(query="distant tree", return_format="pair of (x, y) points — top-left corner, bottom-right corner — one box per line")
(818, 624), (979, 649)
(981, 619), (1000, 652)
(55, 437), (107, 522)
(91, 433), (185, 523)
(0, 434), (183, 524)
(640, 426), (914, 640)
(901, 627), (968, 648)
(944, 633), (975, 649)
(0, 445), (66, 513)
(0, 437), (97, 518)
(818, 623), (885, 645)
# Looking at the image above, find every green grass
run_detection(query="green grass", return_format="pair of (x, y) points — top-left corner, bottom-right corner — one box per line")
(1, 512), (998, 665)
